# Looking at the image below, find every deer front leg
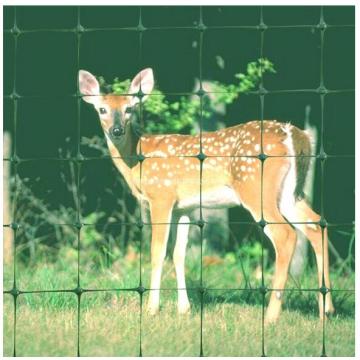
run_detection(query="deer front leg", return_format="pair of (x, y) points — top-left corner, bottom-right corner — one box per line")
(173, 215), (190, 314)
(147, 199), (174, 315)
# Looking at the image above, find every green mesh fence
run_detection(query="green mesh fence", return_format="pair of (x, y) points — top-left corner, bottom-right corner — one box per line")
(3, 5), (355, 357)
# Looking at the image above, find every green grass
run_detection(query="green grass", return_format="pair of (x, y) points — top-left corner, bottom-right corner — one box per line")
(3, 292), (355, 356)
(3, 247), (355, 356)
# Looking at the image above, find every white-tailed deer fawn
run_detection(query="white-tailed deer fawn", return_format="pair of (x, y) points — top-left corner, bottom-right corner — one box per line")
(79, 68), (335, 323)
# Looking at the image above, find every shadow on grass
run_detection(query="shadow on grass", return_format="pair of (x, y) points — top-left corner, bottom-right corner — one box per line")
(186, 278), (355, 320)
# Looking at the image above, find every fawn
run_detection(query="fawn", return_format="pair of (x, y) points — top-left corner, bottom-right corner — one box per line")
(79, 68), (335, 323)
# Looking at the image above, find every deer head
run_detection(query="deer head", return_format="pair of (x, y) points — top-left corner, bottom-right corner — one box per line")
(78, 68), (154, 142)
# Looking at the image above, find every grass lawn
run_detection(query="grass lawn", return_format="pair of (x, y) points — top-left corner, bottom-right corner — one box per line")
(3, 246), (355, 356)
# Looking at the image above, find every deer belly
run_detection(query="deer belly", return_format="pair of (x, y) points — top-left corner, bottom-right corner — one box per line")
(177, 186), (241, 209)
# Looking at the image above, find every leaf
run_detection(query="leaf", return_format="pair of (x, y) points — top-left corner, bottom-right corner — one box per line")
(215, 55), (225, 69)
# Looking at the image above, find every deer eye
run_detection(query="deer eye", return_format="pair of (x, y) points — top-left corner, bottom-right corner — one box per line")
(125, 106), (133, 114)
(99, 107), (107, 115)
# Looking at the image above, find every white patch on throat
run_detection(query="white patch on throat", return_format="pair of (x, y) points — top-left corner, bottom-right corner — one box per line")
(104, 131), (112, 143)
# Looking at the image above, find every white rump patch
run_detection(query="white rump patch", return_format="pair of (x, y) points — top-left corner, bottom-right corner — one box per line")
(279, 124), (297, 221)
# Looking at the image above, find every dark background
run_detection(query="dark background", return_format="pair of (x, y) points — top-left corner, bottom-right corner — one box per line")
(3, 6), (355, 259)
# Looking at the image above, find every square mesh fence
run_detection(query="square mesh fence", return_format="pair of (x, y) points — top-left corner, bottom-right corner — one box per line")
(3, 5), (355, 356)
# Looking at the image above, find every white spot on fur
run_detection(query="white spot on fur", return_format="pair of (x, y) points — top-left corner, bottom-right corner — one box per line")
(147, 150), (167, 158)
(168, 145), (176, 155)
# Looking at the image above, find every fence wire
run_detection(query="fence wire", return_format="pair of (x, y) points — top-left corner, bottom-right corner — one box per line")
(3, 5), (355, 357)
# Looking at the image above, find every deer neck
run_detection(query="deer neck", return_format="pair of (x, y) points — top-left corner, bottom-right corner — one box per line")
(104, 121), (145, 199)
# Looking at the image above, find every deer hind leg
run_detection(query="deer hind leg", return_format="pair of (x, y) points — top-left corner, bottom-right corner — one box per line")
(263, 214), (297, 323)
(233, 157), (298, 323)
(289, 199), (335, 318)
(173, 215), (191, 314)
(147, 199), (174, 315)
(238, 191), (297, 323)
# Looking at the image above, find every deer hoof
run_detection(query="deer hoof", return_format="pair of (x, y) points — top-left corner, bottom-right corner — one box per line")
(178, 302), (191, 315)
(146, 305), (160, 316)
(264, 312), (280, 325)
(325, 307), (336, 318)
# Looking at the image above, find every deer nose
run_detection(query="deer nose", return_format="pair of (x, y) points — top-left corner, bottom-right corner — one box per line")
(111, 110), (125, 137)
(111, 126), (125, 137)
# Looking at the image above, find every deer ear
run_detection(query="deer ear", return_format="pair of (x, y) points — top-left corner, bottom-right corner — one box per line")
(78, 70), (100, 104)
(128, 68), (154, 105)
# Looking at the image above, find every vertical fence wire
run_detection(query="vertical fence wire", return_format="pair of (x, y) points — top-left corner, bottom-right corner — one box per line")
(258, 6), (266, 356)
(9, 6), (19, 357)
(75, 6), (82, 356)
(2, 5), (355, 357)
(318, 7), (327, 356)
(198, 5), (205, 357)
(137, 6), (144, 356)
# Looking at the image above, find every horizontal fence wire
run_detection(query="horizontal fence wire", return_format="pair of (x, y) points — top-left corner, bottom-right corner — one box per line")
(3, 5), (355, 357)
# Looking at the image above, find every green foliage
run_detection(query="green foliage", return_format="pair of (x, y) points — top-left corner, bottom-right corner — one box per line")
(223, 240), (267, 270)
(211, 58), (276, 105)
(98, 76), (131, 95)
(99, 58), (276, 134)
(9, 159), (139, 268)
